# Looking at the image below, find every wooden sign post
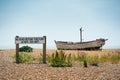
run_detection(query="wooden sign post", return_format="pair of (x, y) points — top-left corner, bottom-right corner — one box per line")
(43, 36), (46, 64)
(15, 36), (19, 63)
(15, 36), (46, 64)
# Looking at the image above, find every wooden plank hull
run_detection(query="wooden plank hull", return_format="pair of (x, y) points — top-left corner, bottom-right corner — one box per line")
(55, 39), (107, 50)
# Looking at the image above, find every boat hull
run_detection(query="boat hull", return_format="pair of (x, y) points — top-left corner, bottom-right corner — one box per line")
(55, 39), (107, 50)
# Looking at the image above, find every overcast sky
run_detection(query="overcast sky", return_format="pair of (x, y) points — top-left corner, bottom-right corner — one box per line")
(0, 0), (120, 49)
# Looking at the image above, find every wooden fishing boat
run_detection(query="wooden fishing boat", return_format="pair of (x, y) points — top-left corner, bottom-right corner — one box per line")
(55, 28), (107, 50)
(55, 38), (107, 50)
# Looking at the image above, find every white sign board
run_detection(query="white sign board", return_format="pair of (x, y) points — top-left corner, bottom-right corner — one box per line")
(15, 37), (45, 44)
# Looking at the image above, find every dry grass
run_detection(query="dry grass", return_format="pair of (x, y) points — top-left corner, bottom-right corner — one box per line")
(1, 49), (120, 58)
(0, 49), (120, 64)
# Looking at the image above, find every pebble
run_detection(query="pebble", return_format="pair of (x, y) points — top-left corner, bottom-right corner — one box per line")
(0, 51), (120, 80)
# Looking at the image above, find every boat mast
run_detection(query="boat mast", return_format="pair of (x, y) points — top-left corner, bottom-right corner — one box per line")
(80, 27), (82, 42)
